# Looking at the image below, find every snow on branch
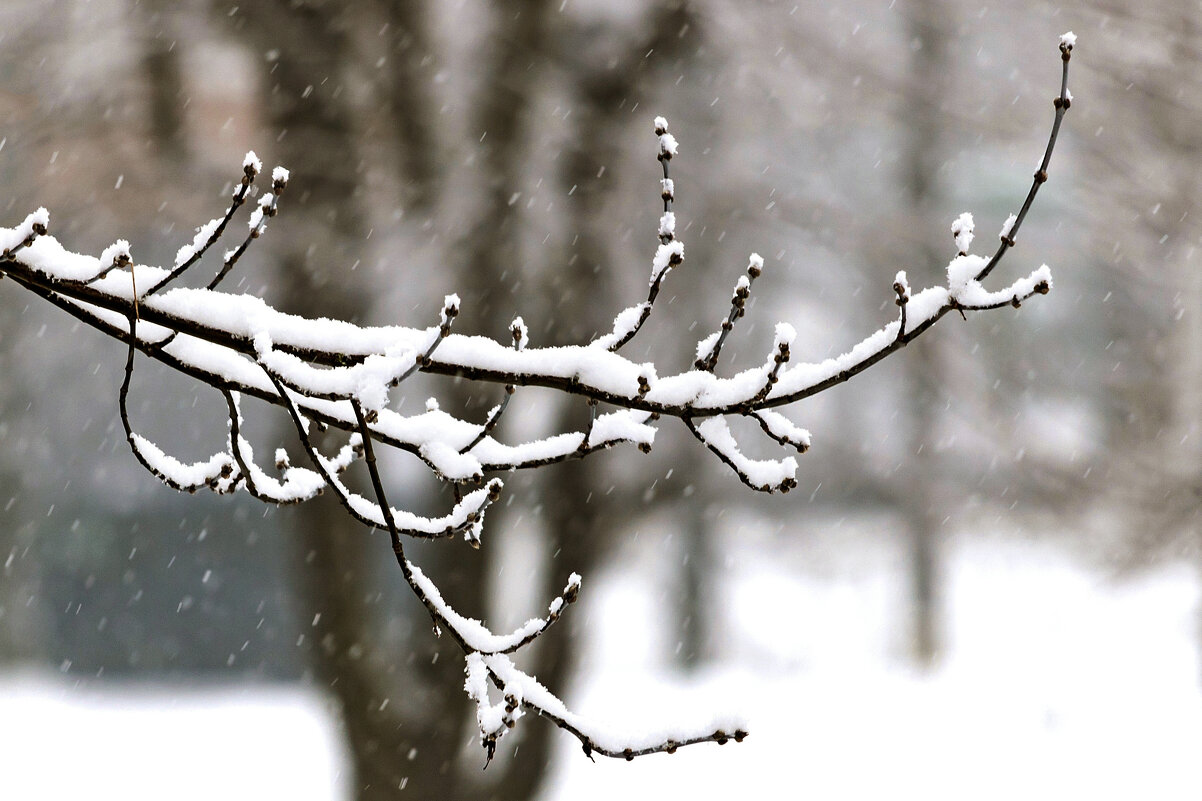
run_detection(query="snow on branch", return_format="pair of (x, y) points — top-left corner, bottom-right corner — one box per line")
(595, 116), (683, 352)
(0, 35), (1076, 764)
(695, 253), (764, 371)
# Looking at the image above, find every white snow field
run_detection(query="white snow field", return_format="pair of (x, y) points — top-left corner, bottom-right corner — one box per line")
(0, 680), (348, 800)
(1, 529), (1198, 800)
(543, 528), (1202, 801)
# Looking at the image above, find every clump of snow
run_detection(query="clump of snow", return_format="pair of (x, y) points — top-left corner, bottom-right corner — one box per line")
(130, 433), (233, 490)
(953, 264), (1053, 308)
(951, 212), (975, 254)
(1060, 31), (1077, 48)
(465, 653), (521, 745)
(659, 212), (676, 239)
(272, 166), (290, 184)
(695, 330), (722, 363)
(651, 241), (684, 284)
(511, 316), (529, 350)
(242, 150), (263, 174)
(175, 218), (221, 268)
(25, 207), (49, 232)
(594, 303), (650, 350)
(99, 239), (131, 267)
(773, 323), (796, 348)
(696, 417), (797, 490)
(946, 253), (987, 295)
(585, 409), (656, 451)
(753, 409), (811, 451)
(483, 651), (748, 755)
(0, 208), (49, 252)
(248, 193), (276, 231)
(659, 133), (678, 158)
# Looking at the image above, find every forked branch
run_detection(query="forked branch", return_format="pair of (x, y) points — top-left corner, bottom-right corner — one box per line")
(0, 34), (1075, 762)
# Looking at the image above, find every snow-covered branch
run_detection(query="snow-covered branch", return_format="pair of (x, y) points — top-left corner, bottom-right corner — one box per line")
(0, 35), (1075, 763)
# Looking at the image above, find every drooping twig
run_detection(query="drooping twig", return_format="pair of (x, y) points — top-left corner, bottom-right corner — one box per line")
(119, 311), (237, 494)
(684, 415), (798, 494)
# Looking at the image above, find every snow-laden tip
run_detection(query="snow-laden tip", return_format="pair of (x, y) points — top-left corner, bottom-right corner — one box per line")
(1059, 31), (1076, 48)
(650, 240), (684, 285)
(658, 133), (678, 157)
(272, 166), (290, 184)
(243, 151), (263, 173)
(0, 208), (50, 253)
(100, 239), (131, 267)
(951, 212), (975, 254)
(26, 207), (49, 231)
(947, 253), (988, 294)
(653, 115), (669, 132)
(510, 316), (529, 350)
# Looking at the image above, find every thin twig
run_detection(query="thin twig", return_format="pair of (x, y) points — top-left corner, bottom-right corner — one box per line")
(143, 159), (261, 297)
(696, 255), (763, 371)
(976, 39), (1072, 283)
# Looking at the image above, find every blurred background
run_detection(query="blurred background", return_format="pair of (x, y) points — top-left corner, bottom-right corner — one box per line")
(1, 0), (1200, 798)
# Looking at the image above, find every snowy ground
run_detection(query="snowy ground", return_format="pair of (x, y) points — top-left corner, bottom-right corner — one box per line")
(0, 679), (347, 800)
(1, 523), (1199, 800)
(545, 524), (1202, 800)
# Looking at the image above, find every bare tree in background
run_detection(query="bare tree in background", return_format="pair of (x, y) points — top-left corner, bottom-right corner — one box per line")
(1073, 2), (1202, 653)
(218, 2), (708, 797)
(898, 0), (953, 667)
(220, 4), (444, 798)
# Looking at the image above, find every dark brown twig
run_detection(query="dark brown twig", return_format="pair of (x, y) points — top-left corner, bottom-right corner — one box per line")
(604, 117), (682, 353)
(143, 157), (262, 297)
(976, 38), (1072, 283)
(696, 255), (763, 371)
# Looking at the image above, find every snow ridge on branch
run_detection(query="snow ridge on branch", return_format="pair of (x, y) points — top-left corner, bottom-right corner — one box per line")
(0, 35), (1075, 763)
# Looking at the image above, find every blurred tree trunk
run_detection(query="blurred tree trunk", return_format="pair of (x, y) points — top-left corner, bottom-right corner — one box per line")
(1115, 3), (1202, 649)
(676, 498), (716, 668)
(221, 2), (700, 797)
(899, 0), (951, 667)
(463, 4), (701, 793)
(223, 3), (478, 799)
(138, 0), (188, 165)
(378, 0), (438, 214)
(489, 8), (699, 796)
(0, 0), (60, 668)
(1084, 1), (1202, 566)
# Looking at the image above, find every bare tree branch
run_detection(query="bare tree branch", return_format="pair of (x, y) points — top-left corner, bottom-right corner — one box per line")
(0, 34), (1075, 763)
